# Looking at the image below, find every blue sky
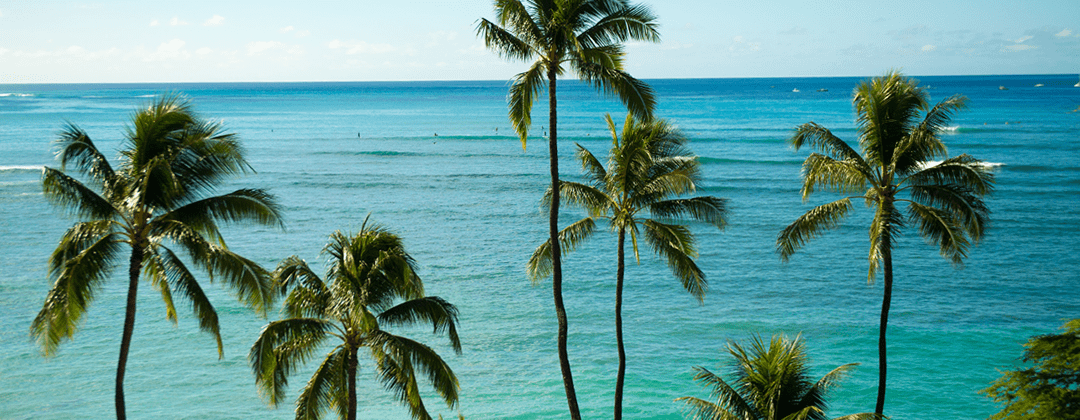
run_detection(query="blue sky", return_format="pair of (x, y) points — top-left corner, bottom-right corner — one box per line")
(1, 0), (1078, 83)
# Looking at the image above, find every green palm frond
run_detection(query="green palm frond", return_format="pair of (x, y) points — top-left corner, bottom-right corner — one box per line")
(906, 154), (995, 195)
(577, 4), (660, 48)
(906, 201), (970, 265)
(649, 196), (728, 229)
(576, 61), (656, 123)
(155, 188), (283, 238)
(142, 250), (180, 324)
(799, 154), (870, 200)
(507, 60), (548, 146)
(42, 167), (118, 220)
(528, 217), (598, 282)
(201, 244), (275, 315)
(55, 122), (116, 189)
(642, 219), (706, 301)
(790, 123), (866, 166)
(493, 0), (543, 46)
(576, 142), (608, 185)
(250, 318), (334, 407)
(378, 297), (462, 354)
(295, 345), (348, 420)
(32, 230), (123, 356)
(866, 200), (904, 283)
(777, 198), (854, 262)
(150, 246), (224, 356)
(556, 180), (611, 215)
(373, 331), (459, 420)
(675, 395), (727, 420)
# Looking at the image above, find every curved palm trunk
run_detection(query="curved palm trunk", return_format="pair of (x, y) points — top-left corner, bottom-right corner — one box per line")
(347, 347), (358, 420)
(875, 237), (893, 416)
(614, 229), (627, 420)
(116, 245), (143, 420)
(547, 67), (581, 420)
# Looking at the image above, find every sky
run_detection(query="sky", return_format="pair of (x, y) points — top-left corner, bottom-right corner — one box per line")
(0, 0), (1078, 83)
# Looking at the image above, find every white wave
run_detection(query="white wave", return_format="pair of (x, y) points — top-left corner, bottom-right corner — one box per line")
(919, 160), (1003, 169)
(0, 93), (35, 97)
(942, 126), (960, 132)
(0, 165), (44, 171)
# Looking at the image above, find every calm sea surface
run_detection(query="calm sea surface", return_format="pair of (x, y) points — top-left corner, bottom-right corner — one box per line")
(1, 76), (1078, 419)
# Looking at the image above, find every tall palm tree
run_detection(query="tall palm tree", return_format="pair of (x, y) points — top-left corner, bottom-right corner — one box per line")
(250, 218), (461, 420)
(30, 94), (283, 420)
(528, 114), (728, 419)
(776, 72), (994, 416)
(676, 334), (881, 420)
(477, 3), (659, 416)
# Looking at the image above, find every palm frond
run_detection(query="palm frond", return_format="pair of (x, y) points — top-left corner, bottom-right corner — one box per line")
(649, 196), (728, 229)
(54, 122), (116, 190)
(906, 154), (995, 196)
(790, 123), (867, 166)
(527, 217), (598, 283)
(294, 344), (348, 420)
(642, 219), (706, 301)
(32, 230), (123, 356)
(155, 188), (283, 237)
(552, 180), (612, 216)
(150, 246), (224, 357)
(201, 244), (276, 315)
(866, 200), (903, 283)
(507, 60), (548, 147)
(373, 331), (460, 419)
(475, 18), (535, 62)
(378, 297), (462, 354)
(681, 366), (756, 420)
(576, 142), (608, 186)
(906, 201), (970, 265)
(577, 3), (660, 48)
(493, 0), (543, 47)
(575, 61), (656, 122)
(893, 95), (966, 174)
(249, 318), (334, 407)
(777, 198), (853, 262)
(42, 167), (118, 220)
(799, 154), (871, 200)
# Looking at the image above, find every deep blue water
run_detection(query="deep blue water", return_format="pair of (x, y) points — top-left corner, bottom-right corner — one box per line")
(1, 75), (1078, 419)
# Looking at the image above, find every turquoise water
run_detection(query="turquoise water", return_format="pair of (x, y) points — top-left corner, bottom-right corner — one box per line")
(1, 76), (1078, 419)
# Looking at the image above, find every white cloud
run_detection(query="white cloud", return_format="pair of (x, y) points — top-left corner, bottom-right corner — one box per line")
(203, 15), (225, 27)
(248, 41), (284, 55)
(295, 30), (310, 38)
(1003, 44), (1037, 52)
(280, 26), (294, 33)
(921, 44), (936, 52)
(170, 17), (189, 26)
(729, 36), (761, 52)
(146, 39), (190, 61)
(0, 8), (4, 17)
(1015, 35), (1033, 43)
(328, 39), (395, 54)
(196, 47), (212, 55)
(1055, 29), (1073, 38)
(149, 19), (159, 27)
(0, 48), (9, 55)
(660, 42), (693, 51)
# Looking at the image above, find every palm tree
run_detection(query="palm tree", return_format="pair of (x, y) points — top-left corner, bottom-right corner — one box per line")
(250, 218), (461, 420)
(477, 3), (659, 416)
(676, 334), (881, 420)
(776, 71), (994, 416)
(30, 94), (283, 420)
(528, 114), (728, 419)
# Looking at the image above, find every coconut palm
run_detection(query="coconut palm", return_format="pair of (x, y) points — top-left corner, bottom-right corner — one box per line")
(776, 71), (994, 416)
(676, 334), (881, 420)
(528, 114), (728, 419)
(250, 219), (461, 420)
(30, 94), (283, 420)
(477, 3), (659, 416)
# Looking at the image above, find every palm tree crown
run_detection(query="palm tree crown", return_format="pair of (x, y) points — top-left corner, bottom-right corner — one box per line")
(477, 0), (660, 144)
(676, 334), (880, 420)
(776, 71), (994, 415)
(250, 218), (461, 420)
(528, 114), (728, 419)
(32, 94), (283, 419)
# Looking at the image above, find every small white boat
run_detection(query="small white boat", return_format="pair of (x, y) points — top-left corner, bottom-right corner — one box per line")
(792, 88), (800, 93)
(999, 86), (1008, 90)
(1035, 84), (1044, 87)
(1075, 75), (1080, 87)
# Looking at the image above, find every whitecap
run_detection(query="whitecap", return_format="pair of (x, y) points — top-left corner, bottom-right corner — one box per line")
(0, 165), (44, 172)
(942, 126), (960, 132)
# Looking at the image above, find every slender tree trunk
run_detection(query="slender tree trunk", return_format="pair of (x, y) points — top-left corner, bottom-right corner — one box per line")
(548, 67), (581, 420)
(614, 228), (627, 420)
(116, 245), (143, 420)
(347, 347), (358, 420)
(875, 237), (893, 417)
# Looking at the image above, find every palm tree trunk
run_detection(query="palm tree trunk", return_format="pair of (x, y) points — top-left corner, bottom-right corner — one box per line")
(875, 239), (893, 416)
(614, 228), (627, 420)
(347, 347), (358, 420)
(548, 66), (581, 420)
(116, 245), (143, 420)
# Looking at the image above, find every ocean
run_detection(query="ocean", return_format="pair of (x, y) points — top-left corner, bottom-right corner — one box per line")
(1, 75), (1077, 419)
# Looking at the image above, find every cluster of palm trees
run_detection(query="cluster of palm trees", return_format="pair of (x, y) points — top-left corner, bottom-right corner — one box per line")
(33, 95), (462, 420)
(31, 2), (995, 419)
(478, 1), (994, 419)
